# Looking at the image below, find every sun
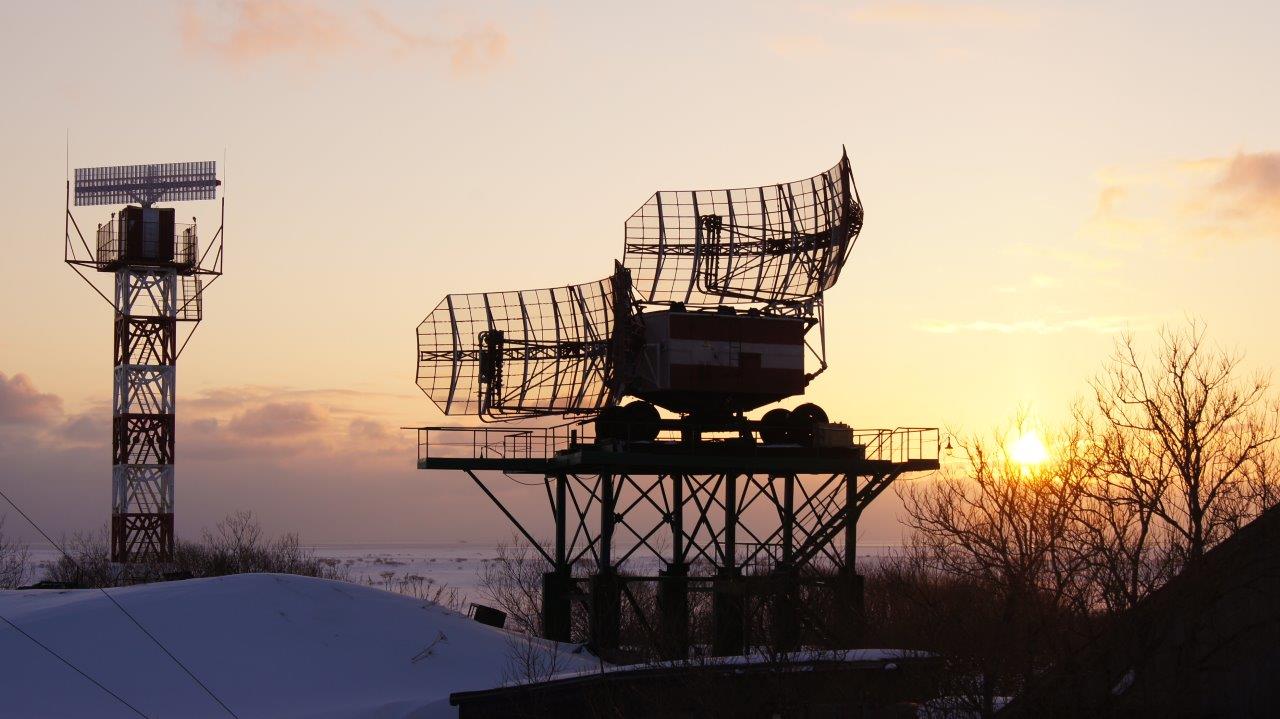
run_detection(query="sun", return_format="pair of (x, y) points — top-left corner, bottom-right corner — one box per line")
(1009, 429), (1050, 467)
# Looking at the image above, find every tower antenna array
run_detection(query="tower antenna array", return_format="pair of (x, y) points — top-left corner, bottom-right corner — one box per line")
(65, 159), (224, 564)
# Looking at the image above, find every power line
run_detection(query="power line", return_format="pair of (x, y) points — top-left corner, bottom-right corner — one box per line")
(0, 610), (149, 718)
(0, 487), (240, 719)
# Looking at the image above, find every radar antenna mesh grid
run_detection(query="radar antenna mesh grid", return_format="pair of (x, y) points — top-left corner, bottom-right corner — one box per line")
(622, 153), (862, 307)
(417, 271), (627, 418)
(75, 161), (218, 206)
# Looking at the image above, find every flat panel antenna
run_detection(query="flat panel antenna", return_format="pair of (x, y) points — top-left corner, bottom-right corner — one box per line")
(75, 161), (220, 207)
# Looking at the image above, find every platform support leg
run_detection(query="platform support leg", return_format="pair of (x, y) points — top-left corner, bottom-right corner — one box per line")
(771, 474), (799, 650)
(658, 562), (689, 659)
(541, 473), (572, 642)
(658, 473), (689, 659)
(712, 568), (745, 656)
(589, 473), (620, 655)
(835, 570), (866, 646)
(839, 477), (865, 644)
(542, 570), (572, 642)
(772, 567), (800, 652)
(589, 568), (621, 655)
(712, 473), (744, 656)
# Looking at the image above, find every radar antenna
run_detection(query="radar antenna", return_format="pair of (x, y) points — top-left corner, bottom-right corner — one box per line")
(418, 264), (633, 419)
(622, 150), (862, 308)
(418, 150), (863, 424)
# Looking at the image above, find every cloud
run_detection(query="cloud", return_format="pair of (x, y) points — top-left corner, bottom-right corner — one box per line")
(56, 411), (108, 444)
(995, 274), (1063, 294)
(1090, 151), (1280, 246)
(0, 372), (479, 544)
(364, 6), (507, 74)
(180, 0), (507, 75)
(1186, 151), (1280, 241)
(846, 1), (1030, 28)
(227, 401), (328, 438)
(348, 417), (392, 442)
(1004, 242), (1122, 274)
(918, 316), (1140, 335)
(180, 0), (354, 65)
(187, 385), (410, 412)
(767, 35), (830, 58)
(0, 372), (63, 426)
(1028, 274), (1060, 289)
(0, 373), (411, 463)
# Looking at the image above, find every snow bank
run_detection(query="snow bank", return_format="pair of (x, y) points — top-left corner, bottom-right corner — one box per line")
(0, 573), (599, 718)
(524, 648), (933, 686)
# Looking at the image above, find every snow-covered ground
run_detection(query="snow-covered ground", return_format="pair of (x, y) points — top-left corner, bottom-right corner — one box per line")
(0, 573), (600, 718)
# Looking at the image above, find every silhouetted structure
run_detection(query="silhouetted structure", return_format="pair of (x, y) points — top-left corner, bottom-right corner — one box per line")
(450, 651), (941, 719)
(65, 161), (224, 563)
(413, 151), (938, 656)
(1002, 503), (1280, 717)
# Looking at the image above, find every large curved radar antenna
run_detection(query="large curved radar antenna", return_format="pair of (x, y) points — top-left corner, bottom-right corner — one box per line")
(417, 264), (634, 420)
(622, 150), (862, 308)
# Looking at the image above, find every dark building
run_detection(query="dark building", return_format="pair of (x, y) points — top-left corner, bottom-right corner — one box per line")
(450, 651), (941, 719)
(1002, 504), (1280, 717)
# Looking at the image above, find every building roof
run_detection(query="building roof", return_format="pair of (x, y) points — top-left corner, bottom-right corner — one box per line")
(1001, 504), (1280, 717)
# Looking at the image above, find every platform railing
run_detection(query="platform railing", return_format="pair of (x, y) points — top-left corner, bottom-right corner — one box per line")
(854, 427), (940, 464)
(93, 216), (199, 268)
(414, 422), (939, 467)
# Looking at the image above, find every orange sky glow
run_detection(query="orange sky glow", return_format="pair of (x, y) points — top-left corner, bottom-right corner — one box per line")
(2, 0), (1279, 544)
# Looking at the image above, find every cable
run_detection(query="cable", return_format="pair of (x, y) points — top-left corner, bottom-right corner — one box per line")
(0, 611), (149, 718)
(0, 487), (240, 719)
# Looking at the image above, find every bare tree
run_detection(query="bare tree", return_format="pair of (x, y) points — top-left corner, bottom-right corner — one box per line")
(1241, 447), (1280, 516)
(899, 417), (1097, 716)
(1090, 319), (1279, 563)
(1068, 408), (1178, 612)
(0, 516), (31, 589)
(40, 526), (117, 587)
(500, 630), (581, 686)
(901, 418), (1097, 611)
(480, 535), (550, 635)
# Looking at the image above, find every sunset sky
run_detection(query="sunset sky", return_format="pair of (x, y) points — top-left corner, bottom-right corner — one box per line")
(2, 0), (1279, 546)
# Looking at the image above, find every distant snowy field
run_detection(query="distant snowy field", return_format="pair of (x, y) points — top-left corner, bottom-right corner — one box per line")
(0, 574), (600, 718)
(21, 542), (905, 602)
(20, 543), (508, 602)
(306, 543), (507, 601)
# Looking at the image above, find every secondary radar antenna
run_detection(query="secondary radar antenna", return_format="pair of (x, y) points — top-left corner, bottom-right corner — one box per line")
(621, 149), (862, 308)
(417, 264), (634, 420)
(64, 159), (224, 564)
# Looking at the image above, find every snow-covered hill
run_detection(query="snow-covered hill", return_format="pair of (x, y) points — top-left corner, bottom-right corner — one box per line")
(0, 574), (599, 718)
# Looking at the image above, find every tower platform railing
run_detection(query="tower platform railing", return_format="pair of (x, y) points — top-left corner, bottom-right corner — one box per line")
(93, 216), (200, 269)
(412, 422), (939, 468)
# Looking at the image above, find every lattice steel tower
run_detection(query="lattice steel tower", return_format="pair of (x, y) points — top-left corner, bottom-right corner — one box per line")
(65, 161), (224, 563)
